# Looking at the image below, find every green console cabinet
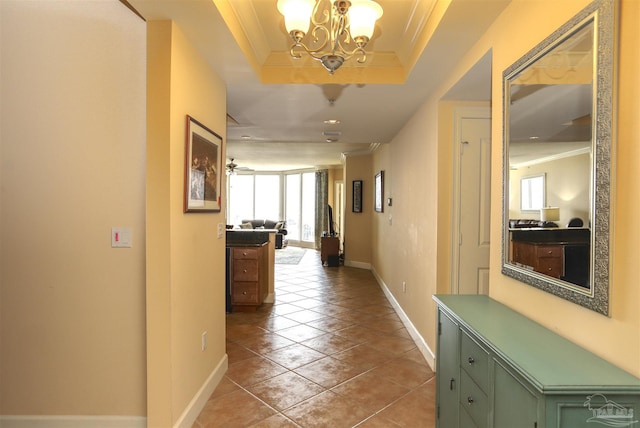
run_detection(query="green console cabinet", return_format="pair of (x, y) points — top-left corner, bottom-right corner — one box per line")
(434, 295), (640, 428)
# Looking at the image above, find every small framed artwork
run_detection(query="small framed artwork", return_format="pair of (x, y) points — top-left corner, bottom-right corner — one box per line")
(374, 170), (384, 213)
(184, 115), (223, 212)
(352, 180), (363, 213)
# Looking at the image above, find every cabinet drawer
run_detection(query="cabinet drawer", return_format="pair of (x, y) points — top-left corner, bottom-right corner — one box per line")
(233, 259), (258, 281)
(461, 330), (489, 391)
(233, 248), (258, 260)
(535, 245), (562, 258)
(460, 371), (488, 428)
(535, 258), (562, 278)
(460, 406), (479, 428)
(232, 282), (260, 304)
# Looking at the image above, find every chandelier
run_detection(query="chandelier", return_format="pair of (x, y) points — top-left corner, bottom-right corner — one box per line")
(277, 0), (383, 74)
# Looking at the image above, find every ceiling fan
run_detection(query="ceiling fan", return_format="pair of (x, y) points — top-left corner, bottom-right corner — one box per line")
(226, 158), (253, 174)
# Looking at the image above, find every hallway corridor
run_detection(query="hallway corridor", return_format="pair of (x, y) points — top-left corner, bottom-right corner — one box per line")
(193, 249), (436, 427)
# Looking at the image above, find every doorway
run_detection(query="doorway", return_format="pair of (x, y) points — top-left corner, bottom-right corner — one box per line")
(451, 107), (491, 295)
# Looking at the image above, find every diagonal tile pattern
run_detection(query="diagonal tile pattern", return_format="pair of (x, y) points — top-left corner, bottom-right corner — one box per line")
(193, 249), (436, 427)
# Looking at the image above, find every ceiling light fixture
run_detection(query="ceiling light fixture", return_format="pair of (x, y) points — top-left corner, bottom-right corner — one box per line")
(277, 0), (383, 74)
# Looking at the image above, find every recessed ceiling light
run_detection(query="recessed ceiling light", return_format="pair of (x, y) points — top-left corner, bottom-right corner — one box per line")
(241, 135), (251, 140)
(324, 119), (341, 125)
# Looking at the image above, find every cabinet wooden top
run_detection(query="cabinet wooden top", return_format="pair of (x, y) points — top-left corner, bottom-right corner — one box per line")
(433, 295), (640, 394)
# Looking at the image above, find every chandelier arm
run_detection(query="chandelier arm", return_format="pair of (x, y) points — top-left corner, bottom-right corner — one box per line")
(355, 50), (367, 64)
(288, 44), (303, 59)
(310, 25), (330, 53)
(339, 12), (351, 44)
(333, 45), (367, 62)
(310, 0), (330, 27)
(290, 41), (335, 62)
(325, 7), (345, 56)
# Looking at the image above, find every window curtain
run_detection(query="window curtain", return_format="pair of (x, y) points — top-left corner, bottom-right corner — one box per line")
(314, 170), (329, 249)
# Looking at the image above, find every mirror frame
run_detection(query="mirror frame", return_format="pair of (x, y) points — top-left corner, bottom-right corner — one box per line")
(502, 0), (616, 316)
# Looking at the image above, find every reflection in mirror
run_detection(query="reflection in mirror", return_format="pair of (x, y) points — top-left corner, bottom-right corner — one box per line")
(520, 174), (546, 212)
(502, 0), (615, 315)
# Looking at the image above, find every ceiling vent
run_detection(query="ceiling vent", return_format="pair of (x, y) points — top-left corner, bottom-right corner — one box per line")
(322, 131), (342, 137)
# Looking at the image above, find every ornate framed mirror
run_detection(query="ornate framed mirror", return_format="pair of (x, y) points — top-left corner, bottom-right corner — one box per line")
(502, 0), (616, 315)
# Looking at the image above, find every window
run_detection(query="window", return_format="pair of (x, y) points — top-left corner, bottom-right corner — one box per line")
(285, 175), (300, 241)
(228, 171), (317, 247)
(301, 172), (316, 242)
(520, 174), (545, 212)
(255, 175), (280, 220)
(285, 172), (316, 246)
(228, 175), (254, 225)
(228, 174), (281, 224)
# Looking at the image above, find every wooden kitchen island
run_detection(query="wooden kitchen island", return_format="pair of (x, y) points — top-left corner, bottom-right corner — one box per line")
(226, 230), (276, 312)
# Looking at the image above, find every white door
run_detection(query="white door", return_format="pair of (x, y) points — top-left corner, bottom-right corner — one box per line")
(334, 181), (344, 237)
(452, 108), (491, 294)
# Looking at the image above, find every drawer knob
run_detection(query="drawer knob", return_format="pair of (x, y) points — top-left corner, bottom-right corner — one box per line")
(243, 269), (247, 273)
(467, 356), (475, 365)
(243, 291), (247, 295)
(467, 396), (474, 405)
(242, 252), (247, 256)
(547, 250), (553, 254)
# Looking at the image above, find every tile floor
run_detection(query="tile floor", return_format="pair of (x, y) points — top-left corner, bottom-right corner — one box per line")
(193, 249), (436, 427)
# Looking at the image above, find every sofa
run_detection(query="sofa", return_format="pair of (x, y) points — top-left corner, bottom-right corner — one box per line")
(239, 219), (288, 249)
(509, 219), (558, 229)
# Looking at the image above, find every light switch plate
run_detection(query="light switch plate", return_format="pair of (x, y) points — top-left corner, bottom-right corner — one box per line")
(217, 223), (224, 239)
(111, 227), (132, 248)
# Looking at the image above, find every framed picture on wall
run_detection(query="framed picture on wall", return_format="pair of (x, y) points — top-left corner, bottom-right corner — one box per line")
(352, 180), (363, 213)
(374, 171), (384, 213)
(184, 115), (223, 212)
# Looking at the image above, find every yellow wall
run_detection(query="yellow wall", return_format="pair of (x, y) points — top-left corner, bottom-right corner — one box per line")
(371, 92), (442, 357)
(488, 0), (639, 376)
(146, 21), (228, 427)
(2, 0), (638, 423)
(372, 0), (640, 377)
(344, 155), (373, 266)
(0, 0), (147, 416)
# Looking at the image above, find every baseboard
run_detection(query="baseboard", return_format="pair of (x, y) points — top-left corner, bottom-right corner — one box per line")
(173, 354), (228, 428)
(0, 415), (146, 428)
(264, 292), (275, 304)
(0, 355), (229, 428)
(344, 260), (371, 270)
(371, 267), (436, 371)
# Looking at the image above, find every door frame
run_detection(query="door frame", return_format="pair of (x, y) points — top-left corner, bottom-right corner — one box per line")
(450, 106), (491, 294)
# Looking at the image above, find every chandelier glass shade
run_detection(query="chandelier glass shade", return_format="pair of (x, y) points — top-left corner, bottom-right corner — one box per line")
(276, 0), (383, 73)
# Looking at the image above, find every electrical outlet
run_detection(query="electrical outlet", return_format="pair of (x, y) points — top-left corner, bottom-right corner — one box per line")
(402, 281), (407, 293)
(201, 331), (207, 351)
